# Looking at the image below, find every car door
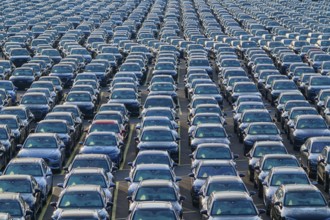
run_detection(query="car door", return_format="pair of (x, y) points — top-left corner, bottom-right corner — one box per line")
(272, 188), (284, 219)
(42, 160), (53, 195)
(317, 148), (328, 181)
(300, 139), (310, 169)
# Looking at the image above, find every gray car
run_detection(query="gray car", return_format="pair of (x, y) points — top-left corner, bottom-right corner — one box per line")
(262, 167), (312, 214)
(128, 180), (185, 218)
(270, 184), (330, 220)
(200, 192), (265, 220)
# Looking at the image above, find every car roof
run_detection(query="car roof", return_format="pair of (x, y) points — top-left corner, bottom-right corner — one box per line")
(74, 154), (110, 160)
(282, 184), (318, 192)
(9, 157), (43, 164)
(27, 133), (57, 137)
(59, 209), (98, 217)
(0, 192), (20, 200)
(135, 201), (173, 209)
(0, 174), (32, 181)
(208, 175), (243, 183)
(135, 164), (171, 170)
(65, 184), (102, 192)
(139, 179), (173, 187)
(211, 191), (251, 200)
(137, 150), (169, 156)
(69, 167), (105, 174)
(197, 143), (230, 148)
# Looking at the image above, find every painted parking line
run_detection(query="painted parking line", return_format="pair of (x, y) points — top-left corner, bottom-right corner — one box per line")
(178, 98), (183, 115)
(120, 124), (134, 170)
(111, 182), (120, 220)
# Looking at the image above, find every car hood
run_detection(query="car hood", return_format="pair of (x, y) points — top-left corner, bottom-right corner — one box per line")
(283, 207), (330, 219)
(137, 141), (178, 150)
(191, 138), (231, 146)
(17, 148), (60, 158)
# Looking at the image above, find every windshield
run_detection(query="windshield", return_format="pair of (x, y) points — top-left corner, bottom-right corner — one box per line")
(0, 201), (22, 217)
(111, 90), (136, 99)
(67, 93), (91, 102)
(151, 84), (175, 91)
(135, 187), (177, 201)
(262, 158), (299, 171)
(59, 192), (103, 208)
(207, 182), (246, 196)
(270, 173), (309, 186)
(36, 123), (67, 133)
(141, 130), (174, 141)
(0, 129), (8, 140)
(4, 163), (43, 176)
(211, 200), (257, 216)
(193, 116), (221, 125)
(132, 209), (176, 220)
(195, 127), (226, 138)
(253, 146), (287, 158)
(1, 109), (26, 120)
(85, 134), (117, 146)
(311, 142), (330, 153)
(234, 84), (258, 92)
(133, 170), (173, 182)
(195, 86), (219, 94)
(237, 104), (264, 113)
(12, 69), (33, 76)
(90, 123), (119, 133)
(196, 147), (231, 159)
(0, 179), (32, 193)
(248, 124), (279, 135)
(242, 113), (271, 122)
(135, 155), (170, 166)
(145, 98), (173, 108)
(0, 118), (17, 129)
(296, 118), (327, 129)
(66, 174), (106, 188)
(274, 82), (296, 90)
(284, 191), (326, 207)
(71, 159), (109, 172)
(24, 136), (57, 148)
(197, 165), (236, 179)
(311, 77), (330, 86)
(21, 95), (47, 104)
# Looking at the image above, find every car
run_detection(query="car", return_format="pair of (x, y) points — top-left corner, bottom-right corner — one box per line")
(63, 91), (96, 119)
(270, 184), (330, 220)
(107, 88), (141, 116)
(188, 113), (226, 135)
(50, 185), (112, 220)
(65, 153), (116, 179)
(127, 180), (185, 218)
(190, 84), (223, 107)
(189, 124), (231, 152)
(267, 80), (298, 104)
(0, 193), (33, 220)
(262, 167), (312, 214)
(125, 164), (181, 197)
(189, 160), (242, 207)
(2, 158), (53, 198)
(136, 116), (179, 136)
(127, 150), (177, 170)
(9, 67), (36, 90)
(57, 168), (115, 201)
(198, 176), (253, 210)
(228, 82), (260, 104)
(237, 109), (273, 141)
(127, 201), (181, 220)
(19, 92), (52, 121)
(44, 112), (82, 143)
(274, 91), (305, 122)
(247, 141), (288, 182)
(34, 120), (75, 155)
(16, 133), (66, 171)
(0, 114), (26, 144)
(79, 132), (124, 166)
(1, 106), (35, 134)
(242, 122), (283, 155)
(254, 154), (300, 198)
(189, 143), (237, 169)
(0, 175), (42, 218)
(135, 126), (179, 162)
(289, 115), (330, 150)
(305, 76), (330, 101)
(200, 192), (265, 220)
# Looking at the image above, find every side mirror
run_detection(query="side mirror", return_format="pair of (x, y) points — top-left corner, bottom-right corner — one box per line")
(106, 202), (113, 207)
(50, 202), (57, 207)
(26, 210), (33, 216)
(173, 162), (178, 167)
(188, 173), (194, 178)
(127, 162), (133, 167)
(57, 183), (64, 188)
(258, 209), (266, 215)
(175, 177), (182, 182)
(109, 183), (116, 188)
(250, 191), (256, 196)
(124, 177), (131, 182)
(274, 201), (282, 208)
(239, 173), (245, 178)
(234, 154), (239, 159)
(179, 195), (186, 201)
(319, 158), (325, 163)
(16, 144), (22, 150)
(189, 153), (194, 159)
(200, 210), (208, 216)
(254, 166), (260, 170)
(127, 196), (133, 201)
